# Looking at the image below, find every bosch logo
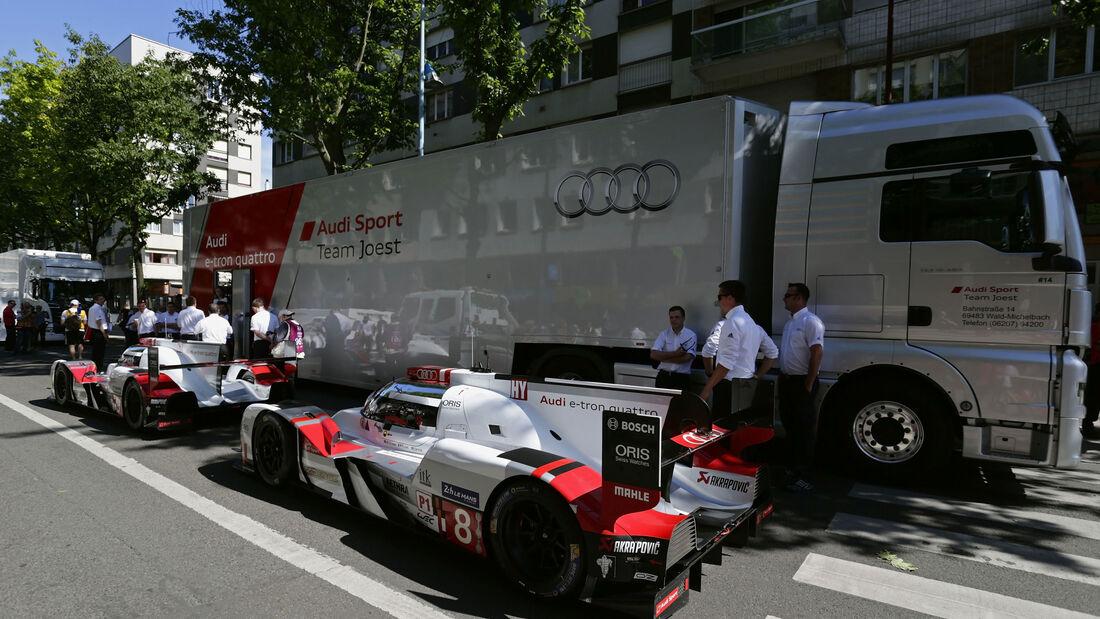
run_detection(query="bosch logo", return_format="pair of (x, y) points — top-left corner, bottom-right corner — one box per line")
(619, 419), (657, 434)
(554, 160), (681, 218)
(607, 418), (619, 431)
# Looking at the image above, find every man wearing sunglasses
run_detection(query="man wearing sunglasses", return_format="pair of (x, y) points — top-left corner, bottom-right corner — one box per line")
(700, 280), (770, 419)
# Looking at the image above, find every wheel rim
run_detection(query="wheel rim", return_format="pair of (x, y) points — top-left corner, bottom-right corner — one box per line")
(851, 400), (925, 463)
(124, 388), (144, 426)
(256, 421), (284, 477)
(501, 499), (569, 582)
(53, 371), (69, 403)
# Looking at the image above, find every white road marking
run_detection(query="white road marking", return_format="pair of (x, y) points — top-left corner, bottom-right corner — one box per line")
(1011, 466), (1100, 490)
(849, 484), (1100, 540)
(826, 512), (1100, 587)
(793, 553), (1095, 619)
(1022, 485), (1098, 509)
(0, 393), (452, 619)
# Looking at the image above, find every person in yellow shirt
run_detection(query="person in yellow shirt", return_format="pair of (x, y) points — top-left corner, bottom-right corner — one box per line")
(61, 299), (87, 360)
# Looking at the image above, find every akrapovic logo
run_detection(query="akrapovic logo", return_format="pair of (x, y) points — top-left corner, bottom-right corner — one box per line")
(696, 471), (750, 493)
(613, 539), (661, 555)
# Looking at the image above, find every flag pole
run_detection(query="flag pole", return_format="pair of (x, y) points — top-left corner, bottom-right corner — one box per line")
(418, 0), (426, 157)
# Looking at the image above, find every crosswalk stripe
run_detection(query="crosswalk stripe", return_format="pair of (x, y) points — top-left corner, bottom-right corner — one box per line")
(1011, 466), (1100, 490)
(849, 484), (1100, 540)
(826, 512), (1100, 588)
(1022, 485), (1098, 509)
(793, 553), (1095, 619)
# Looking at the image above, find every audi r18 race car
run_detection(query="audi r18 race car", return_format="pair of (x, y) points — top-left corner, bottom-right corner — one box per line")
(239, 366), (774, 617)
(51, 338), (294, 431)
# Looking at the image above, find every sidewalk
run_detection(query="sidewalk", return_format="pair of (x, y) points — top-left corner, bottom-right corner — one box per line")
(0, 334), (130, 375)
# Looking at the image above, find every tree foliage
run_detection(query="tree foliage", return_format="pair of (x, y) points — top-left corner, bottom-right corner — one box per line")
(176, 0), (423, 175)
(0, 31), (221, 291)
(438, 0), (589, 141)
(1053, 1), (1100, 28)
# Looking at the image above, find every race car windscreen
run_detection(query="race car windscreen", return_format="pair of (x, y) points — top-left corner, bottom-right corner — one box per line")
(362, 381), (445, 430)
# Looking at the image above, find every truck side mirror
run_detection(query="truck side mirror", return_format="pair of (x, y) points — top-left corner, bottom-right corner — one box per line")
(1037, 169), (1065, 250)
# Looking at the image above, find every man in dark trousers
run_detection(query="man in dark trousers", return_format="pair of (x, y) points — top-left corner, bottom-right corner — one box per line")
(778, 283), (825, 492)
(88, 294), (110, 372)
(3, 299), (16, 352)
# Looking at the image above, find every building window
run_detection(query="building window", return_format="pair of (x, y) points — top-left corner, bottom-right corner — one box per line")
(172, 220), (183, 236)
(238, 143), (252, 160)
(274, 140), (297, 165)
(1014, 26), (1096, 87)
(428, 90), (453, 121)
(209, 166), (228, 190)
(205, 81), (226, 103)
(145, 251), (178, 265)
(622, 0), (663, 11)
(853, 49), (967, 104)
(208, 139), (229, 162)
(238, 171), (252, 187)
(427, 39), (455, 61)
(145, 221), (162, 234)
(538, 76), (555, 92)
(563, 47), (592, 86)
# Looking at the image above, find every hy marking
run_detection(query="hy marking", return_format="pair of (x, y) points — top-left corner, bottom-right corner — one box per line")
(0, 392), (450, 619)
(794, 553), (1094, 619)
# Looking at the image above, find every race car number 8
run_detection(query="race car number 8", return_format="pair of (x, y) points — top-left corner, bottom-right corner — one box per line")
(438, 499), (485, 556)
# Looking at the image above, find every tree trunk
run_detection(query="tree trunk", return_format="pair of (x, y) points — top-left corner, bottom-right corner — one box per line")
(132, 233), (146, 303)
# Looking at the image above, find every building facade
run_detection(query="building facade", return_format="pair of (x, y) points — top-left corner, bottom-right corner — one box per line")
(272, 0), (1100, 285)
(105, 34), (263, 311)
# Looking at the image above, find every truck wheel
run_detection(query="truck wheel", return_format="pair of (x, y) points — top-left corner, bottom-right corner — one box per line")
(488, 480), (586, 598)
(53, 367), (72, 407)
(833, 382), (951, 479)
(122, 381), (147, 431)
(538, 355), (607, 382)
(253, 414), (297, 487)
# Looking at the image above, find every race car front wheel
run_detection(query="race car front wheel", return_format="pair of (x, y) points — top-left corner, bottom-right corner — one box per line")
(488, 480), (586, 598)
(53, 367), (72, 407)
(254, 414), (297, 487)
(123, 381), (147, 431)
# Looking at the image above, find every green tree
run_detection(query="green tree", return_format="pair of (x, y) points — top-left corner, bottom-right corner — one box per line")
(438, 0), (588, 141)
(50, 32), (221, 293)
(176, 0), (423, 175)
(1052, 1), (1099, 27)
(0, 42), (69, 251)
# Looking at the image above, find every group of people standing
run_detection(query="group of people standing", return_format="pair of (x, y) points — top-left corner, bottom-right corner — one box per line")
(3, 299), (51, 354)
(651, 280), (825, 491)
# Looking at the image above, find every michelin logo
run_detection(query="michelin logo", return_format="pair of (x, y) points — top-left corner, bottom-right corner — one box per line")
(442, 481), (479, 508)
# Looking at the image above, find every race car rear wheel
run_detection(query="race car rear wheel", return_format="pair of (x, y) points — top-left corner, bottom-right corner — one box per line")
(53, 367), (72, 407)
(254, 414), (297, 487)
(122, 381), (148, 431)
(488, 480), (586, 598)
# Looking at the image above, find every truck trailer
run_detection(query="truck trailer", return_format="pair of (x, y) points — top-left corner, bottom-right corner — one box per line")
(0, 249), (106, 342)
(183, 95), (1089, 476)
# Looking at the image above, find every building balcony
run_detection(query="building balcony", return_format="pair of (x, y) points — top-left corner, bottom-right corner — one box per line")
(619, 54), (671, 93)
(691, 0), (848, 82)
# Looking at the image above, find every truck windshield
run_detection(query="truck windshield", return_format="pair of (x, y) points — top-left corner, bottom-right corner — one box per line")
(880, 170), (1043, 252)
(33, 279), (103, 307)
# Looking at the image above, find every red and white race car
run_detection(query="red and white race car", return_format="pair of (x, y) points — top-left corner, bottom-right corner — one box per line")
(51, 338), (294, 431)
(240, 367), (774, 617)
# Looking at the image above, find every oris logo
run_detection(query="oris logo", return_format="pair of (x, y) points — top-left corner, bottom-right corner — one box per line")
(615, 444), (650, 461)
(554, 160), (681, 218)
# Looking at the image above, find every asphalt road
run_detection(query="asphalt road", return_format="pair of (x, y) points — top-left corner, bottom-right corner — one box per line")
(1, 338), (1098, 618)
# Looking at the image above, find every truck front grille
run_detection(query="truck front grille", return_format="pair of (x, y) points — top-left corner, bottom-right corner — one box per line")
(666, 515), (698, 567)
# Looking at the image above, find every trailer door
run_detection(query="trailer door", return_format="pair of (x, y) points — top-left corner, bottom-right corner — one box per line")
(232, 269), (252, 359)
(891, 169), (1063, 423)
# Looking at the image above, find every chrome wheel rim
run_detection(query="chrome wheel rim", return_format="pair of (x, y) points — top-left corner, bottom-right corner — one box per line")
(851, 400), (924, 463)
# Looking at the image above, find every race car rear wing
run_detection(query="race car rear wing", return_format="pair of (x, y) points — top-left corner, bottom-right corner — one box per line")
(600, 394), (734, 526)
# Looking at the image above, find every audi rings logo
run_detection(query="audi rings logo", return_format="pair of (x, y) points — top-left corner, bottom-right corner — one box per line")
(413, 368), (438, 381)
(554, 160), (681, 218)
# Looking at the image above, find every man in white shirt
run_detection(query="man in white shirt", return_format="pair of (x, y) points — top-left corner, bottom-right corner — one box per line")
(700, 280), (769, 418)
(177, 296), (205, 341)
(650, 305), (697, 392)
(250, 298), (276, 359)
(129, 299), (158, 340)
(157, 301), (181, 339)
(88, 294), (109, 371)
(778, 282), (825, 491)
(196, 303), (233, 361)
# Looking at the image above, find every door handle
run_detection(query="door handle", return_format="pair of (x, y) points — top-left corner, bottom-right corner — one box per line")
(908, 306), (932, 326)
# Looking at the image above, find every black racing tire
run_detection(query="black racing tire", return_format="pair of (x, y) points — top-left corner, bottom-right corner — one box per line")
(537, 355), (608, 382)
(253, 414), (297, 487)
(488, 480), (586, 598)
(53, 367), (72, 407)
(829, 381), (952, 480)
(122, 380), (147, 431)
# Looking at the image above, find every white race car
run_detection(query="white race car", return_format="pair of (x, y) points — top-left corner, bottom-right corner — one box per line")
(51, 338), (295, 431)
(240, 367), (774, 616)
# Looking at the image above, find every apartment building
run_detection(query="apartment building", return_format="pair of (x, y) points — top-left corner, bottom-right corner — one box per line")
(104, 34), (263, 309)
(272, 0), (1100, 273)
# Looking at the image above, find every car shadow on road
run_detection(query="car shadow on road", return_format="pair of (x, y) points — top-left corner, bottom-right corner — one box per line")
(195, 457), (607, 619)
